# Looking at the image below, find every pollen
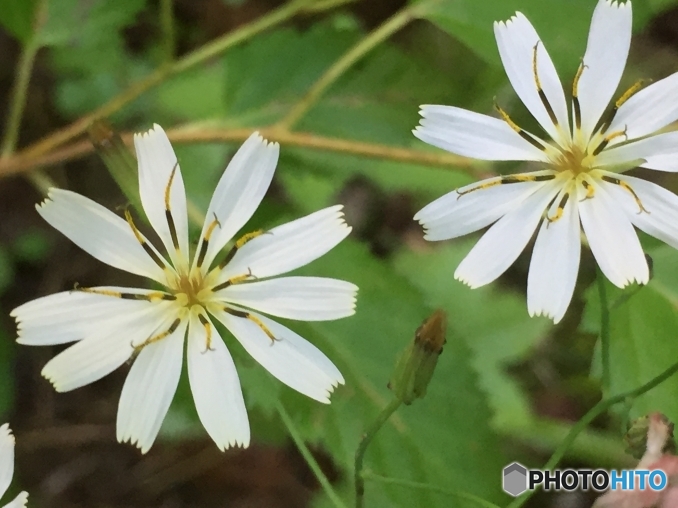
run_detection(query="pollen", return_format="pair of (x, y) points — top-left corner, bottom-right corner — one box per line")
(552, 145), (593, 175)
(174, 273), (209, 306)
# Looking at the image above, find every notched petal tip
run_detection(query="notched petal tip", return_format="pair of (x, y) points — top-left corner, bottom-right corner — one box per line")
(40, 369), (66, 393)
(13, 491), (29, 508)
(494, 11), (523, 28)
(454, 274), (480, 290)
(35, 193), (55, 211)
(245, 130), (280, 152)
(218, 438), (250, 452)
(0, 423), (15, 444)
(418, 105), (435, 117)
(117, 434), (151, 455)
(605, 0), (631, 10)
(528, 307), (563, 324)
(319, 380), (344, 404)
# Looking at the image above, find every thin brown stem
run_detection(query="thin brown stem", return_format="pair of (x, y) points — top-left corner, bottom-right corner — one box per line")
(0, 128), (477, 178)
(1, 0), (49, 157)
(14, 0), (318, 161)
(276, 3), (425, 130)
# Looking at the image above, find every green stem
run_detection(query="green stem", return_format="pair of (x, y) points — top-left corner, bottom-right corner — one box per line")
(363, 472), (500, 508)
(597, 268), (611, 394)
(160, 0), (176, 64)
(1, 0), (48, 157)
(18, 0), (318, 161)
(354, 398), (402, 508)
(276, 401), (347, 508)
(506, 359), (678, 508)
(276, 2), (426, 130)
(500, 417), (633, 469)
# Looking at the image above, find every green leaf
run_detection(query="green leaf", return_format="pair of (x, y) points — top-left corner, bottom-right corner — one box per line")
(47, 0), (149, 119)
(0, 0), (36, 44)
(393, 240), (550, 431)
(157, 65), (228, 121)
(41, 0), (146, 47)
(415, 0), (657, 70)
(293, 239), (506, 506)
(586, 244), (678, 426)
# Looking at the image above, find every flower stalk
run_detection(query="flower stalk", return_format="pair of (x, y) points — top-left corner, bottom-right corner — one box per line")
(354, 310), (447, 508)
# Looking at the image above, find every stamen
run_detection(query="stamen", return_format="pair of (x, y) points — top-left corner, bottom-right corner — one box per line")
(592, 127), (627, 156)
(75, 286), (176, 301)
(493, 101), (547, 151)
(211, 267), (255, 292)
(165, 162), (180, 251)
(546, 192), (570, 226)
(532, 42), (558, 126)
(224, 307), (278, 344)
(218, 229), (265, 269)
(580, 180), (595, 201)
(124, 209), (168, 270)
(456, 174), (556, 198)
(199, 314), (215, 353)
(195, 213), (222, 269)
(598, 79), (650, 133)
(601, 176), (650, 214)
(133, 318), (182, 351)
(572, 61), (586, 131)
(616, 80), (649, 109)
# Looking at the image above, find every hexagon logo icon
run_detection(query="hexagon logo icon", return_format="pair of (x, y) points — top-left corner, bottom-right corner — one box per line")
(503, 462), (528, 497)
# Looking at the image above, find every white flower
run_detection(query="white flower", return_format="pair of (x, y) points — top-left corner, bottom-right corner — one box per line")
(0, 425), (28, 508)
(413, 0), (678, 324)
(12, 125), (355, 453)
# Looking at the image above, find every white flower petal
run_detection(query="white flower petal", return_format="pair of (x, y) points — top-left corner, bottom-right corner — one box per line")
(640, 153), (678, 173)
(595, 131), (678, 170)
(413, 105), (549, 161)
(13, 288), (170, 346)
(494, 12), (570, 144)
(116, 318), (187, 454)
(608, 72), (678, 141)
(217, 206), (351, 282)
(0, 425), (15, 499)
(579, 176), (648, 287)
(527, 188), (581, 323)
(41, 302), (172, 392)
(197, 133), (279, 271)
(2, 492), (28, 508)
(216, 277), (357, 321)
(211, 309), (343, 403)
(576, 0), (632, 140)
(187, 313), (249, 450)
(134, 124), (189, 265)
(455, 179), (561, 288)
(37, 189), (168, 283)
(598, 172), (678, 250)
(415, 171), (555, 241)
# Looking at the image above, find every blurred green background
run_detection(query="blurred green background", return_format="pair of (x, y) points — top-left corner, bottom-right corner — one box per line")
(2, 0), (678, 506)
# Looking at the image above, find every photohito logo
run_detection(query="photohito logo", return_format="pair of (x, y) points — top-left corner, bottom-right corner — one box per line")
(502, 462), (667, 497)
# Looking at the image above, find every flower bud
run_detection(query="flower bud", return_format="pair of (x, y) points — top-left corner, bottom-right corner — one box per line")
(388, 309), (446, 405)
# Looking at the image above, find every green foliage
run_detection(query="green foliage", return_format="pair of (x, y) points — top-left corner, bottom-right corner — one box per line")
(9, 0), (678, 505)
(46, 0), (149, 118)
(394, 241), (550, 431)
(414, 0), (661, 69)
(585, 245), (678, 426)
(295, 239), (506, 506)
(0, 0), (36, 44)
